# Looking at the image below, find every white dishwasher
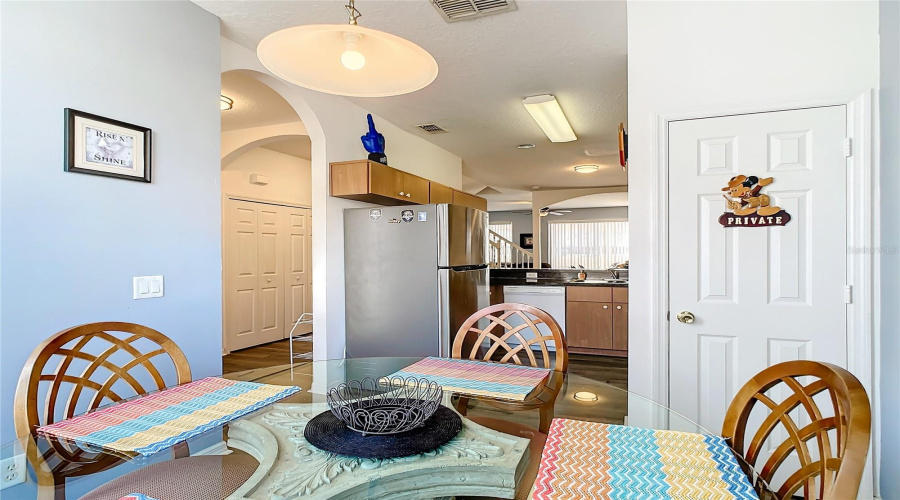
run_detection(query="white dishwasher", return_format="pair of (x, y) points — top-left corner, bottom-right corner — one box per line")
(501, 286), (566, 351)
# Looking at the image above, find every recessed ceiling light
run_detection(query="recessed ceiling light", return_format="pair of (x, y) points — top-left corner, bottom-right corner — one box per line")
(517, 143), (535, 149)
(574, 164), (600, 174)
(573, 391), (599, 402)
(220, 95), (234, 111)
(522, 94), (577, 143)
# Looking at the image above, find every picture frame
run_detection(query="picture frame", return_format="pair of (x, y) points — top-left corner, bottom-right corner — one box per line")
(64, 108), (151, 182)
(520, 233), (534, 249)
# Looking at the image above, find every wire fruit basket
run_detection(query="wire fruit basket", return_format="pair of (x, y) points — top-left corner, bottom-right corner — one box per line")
(326, 377), (443, 436)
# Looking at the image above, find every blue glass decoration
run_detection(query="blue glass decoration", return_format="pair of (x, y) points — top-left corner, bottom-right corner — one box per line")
(361, 114), (387, 165)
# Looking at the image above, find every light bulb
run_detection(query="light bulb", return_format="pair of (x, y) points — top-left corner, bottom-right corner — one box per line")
(341, 49), (365, 70)
(341, 32), (365, 70)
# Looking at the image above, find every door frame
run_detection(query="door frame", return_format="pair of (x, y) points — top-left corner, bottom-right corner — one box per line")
(221, 193), (312, 354)
(648, 91), (879, 491)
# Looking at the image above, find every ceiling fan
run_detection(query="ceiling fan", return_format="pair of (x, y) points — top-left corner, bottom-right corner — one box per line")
(511, 206), (573, 217)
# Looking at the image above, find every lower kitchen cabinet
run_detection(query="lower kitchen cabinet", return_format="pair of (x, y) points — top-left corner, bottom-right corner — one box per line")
(566, 286), (628, 357)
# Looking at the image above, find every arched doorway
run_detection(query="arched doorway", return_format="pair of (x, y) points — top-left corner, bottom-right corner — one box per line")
(220, 70), (316, 358)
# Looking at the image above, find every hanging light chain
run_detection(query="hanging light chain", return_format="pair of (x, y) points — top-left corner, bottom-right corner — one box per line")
(345, 0), (362, 25)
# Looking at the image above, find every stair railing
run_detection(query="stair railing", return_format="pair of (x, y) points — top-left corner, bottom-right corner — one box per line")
(488, 230), (535, 269)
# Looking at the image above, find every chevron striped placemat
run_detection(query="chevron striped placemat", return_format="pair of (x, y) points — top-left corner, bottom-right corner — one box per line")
(388, 357), (549, 401)
(532, 419), (759, 500)
(38, 377), (300, 456)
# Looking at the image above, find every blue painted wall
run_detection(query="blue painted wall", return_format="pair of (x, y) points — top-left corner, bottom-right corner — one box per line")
(880, 1), (900, 497)
(0, 1), (222, 443)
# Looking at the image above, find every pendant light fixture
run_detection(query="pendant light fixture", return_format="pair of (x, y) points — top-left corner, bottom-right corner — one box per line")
(257, 0), (438, 97)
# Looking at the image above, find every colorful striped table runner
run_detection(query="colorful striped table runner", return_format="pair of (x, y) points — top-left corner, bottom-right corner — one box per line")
(38, 377), (300, 456)
(532, 419), (759, 500)
(388, 357), (550, 401)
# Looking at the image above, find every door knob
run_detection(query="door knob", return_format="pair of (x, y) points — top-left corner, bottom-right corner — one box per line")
(266, 278), (272, 283)
(676, 311), (695, 324)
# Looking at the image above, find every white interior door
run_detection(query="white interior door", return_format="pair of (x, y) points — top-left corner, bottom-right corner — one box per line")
(284, 207), (312, 337)
(224, 198), (262, 351)
(668, 106), (848, 435)
(225, 199), (312, 351)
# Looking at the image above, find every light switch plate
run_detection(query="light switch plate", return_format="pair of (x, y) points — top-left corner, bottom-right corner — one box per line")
(1, 454), (25, 489)
(133, 276), (164, 299)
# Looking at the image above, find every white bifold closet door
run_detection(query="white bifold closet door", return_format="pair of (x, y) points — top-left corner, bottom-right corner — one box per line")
(224, 198), (312, 352)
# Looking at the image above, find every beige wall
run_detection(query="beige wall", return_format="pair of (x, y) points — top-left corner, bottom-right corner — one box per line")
(222, 147), (311, 206)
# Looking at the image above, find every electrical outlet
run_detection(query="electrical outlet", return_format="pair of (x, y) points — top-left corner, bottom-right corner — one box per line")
(0, 454), (26, 489)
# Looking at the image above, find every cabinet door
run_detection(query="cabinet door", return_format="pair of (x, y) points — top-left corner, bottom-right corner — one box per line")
(612, 303), (628, 351)
(452, 190), (484, 210)
(369, 162), (403, 201)
(430, 183), (454, 204)
(400, 173), (430, 204)
(566, 301), (613, 349)
(330, 161), (369, 196)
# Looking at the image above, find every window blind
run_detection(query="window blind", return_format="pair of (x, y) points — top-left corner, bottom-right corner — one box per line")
(548, 220), (628, 270)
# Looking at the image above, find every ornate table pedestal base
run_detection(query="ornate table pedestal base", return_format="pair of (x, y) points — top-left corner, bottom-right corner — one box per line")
(226, 403), (530, 500)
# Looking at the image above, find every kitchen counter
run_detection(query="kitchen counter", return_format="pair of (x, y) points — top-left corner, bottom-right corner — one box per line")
(491, 277), (627, 287)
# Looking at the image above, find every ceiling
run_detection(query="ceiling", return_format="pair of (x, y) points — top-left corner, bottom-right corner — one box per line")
(551, 192), (628, 209)
(261, 136), (312, 160)
(221, 70), (302, 131)
(197, 0), (627, 193)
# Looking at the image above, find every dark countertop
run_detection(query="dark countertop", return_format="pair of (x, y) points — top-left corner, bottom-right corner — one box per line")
(489, 268), (628, 288)
(490, 277), (628, 288)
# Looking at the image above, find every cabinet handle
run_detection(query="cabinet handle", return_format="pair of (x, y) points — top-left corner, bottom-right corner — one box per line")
(616, 305), (622, 310)
(399, 191), (405, 196)
(603, 305), (608, 309)
(406, 193), (411, 197)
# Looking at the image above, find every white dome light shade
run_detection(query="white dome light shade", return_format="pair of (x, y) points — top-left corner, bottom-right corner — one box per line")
(257, 24), (439, 98)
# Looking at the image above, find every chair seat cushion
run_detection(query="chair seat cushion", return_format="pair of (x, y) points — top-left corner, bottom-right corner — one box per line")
(80, 454), (258, 500)
(531, 419), (758, 499)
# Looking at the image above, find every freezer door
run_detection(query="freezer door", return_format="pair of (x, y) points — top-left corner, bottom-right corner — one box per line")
(344, 205), (441, 358)
(437, 204), (488, 268)
(438, 266), (489, 356)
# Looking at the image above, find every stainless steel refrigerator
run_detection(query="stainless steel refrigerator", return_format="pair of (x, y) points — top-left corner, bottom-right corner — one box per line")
(343, 204), (489, 358)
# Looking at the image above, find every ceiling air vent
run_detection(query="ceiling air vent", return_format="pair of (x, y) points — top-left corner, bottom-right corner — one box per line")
(431, 0), (517, 23)
(416, 123), (448, 134)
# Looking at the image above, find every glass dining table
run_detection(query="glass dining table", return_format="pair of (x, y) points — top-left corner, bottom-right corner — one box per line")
(2, 357), (769, 499)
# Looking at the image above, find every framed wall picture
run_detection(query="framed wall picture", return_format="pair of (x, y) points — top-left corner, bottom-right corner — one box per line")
(64, 108), (151, 182)
(520, 233), (534, 249)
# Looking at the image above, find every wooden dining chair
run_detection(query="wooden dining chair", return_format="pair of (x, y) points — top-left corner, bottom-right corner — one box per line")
(13, 322), (256, 500)
(451, 303), (568, 433)
(722, 360), (871, 500)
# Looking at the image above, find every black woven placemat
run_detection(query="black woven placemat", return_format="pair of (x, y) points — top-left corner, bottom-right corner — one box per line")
(304, 405), (462, 459)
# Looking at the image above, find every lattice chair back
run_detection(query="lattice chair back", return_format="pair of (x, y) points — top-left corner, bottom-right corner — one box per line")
(452, 303), (568, 372)
(721, 360), (870, 500)
(13, 322), (192, 488)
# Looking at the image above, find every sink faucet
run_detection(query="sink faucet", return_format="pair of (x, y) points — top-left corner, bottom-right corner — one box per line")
(606, 268), (620, 280)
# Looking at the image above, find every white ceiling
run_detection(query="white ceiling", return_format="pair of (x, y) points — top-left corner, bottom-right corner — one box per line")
(551, 192), (628, 209)
(221, 70), (302, 131)
(261, 136), (312, 160)
(197, 0), (627, 192)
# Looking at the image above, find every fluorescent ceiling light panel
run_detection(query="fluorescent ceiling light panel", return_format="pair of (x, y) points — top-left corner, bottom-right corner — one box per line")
(522, 95), (576, 143)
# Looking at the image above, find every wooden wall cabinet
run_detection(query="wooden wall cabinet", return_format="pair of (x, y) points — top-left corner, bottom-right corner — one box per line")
(566, 286), (628, 357)
(430, 183), (453, 204)
(451, 190), (488, 211)
(330, 160), (486, 210)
